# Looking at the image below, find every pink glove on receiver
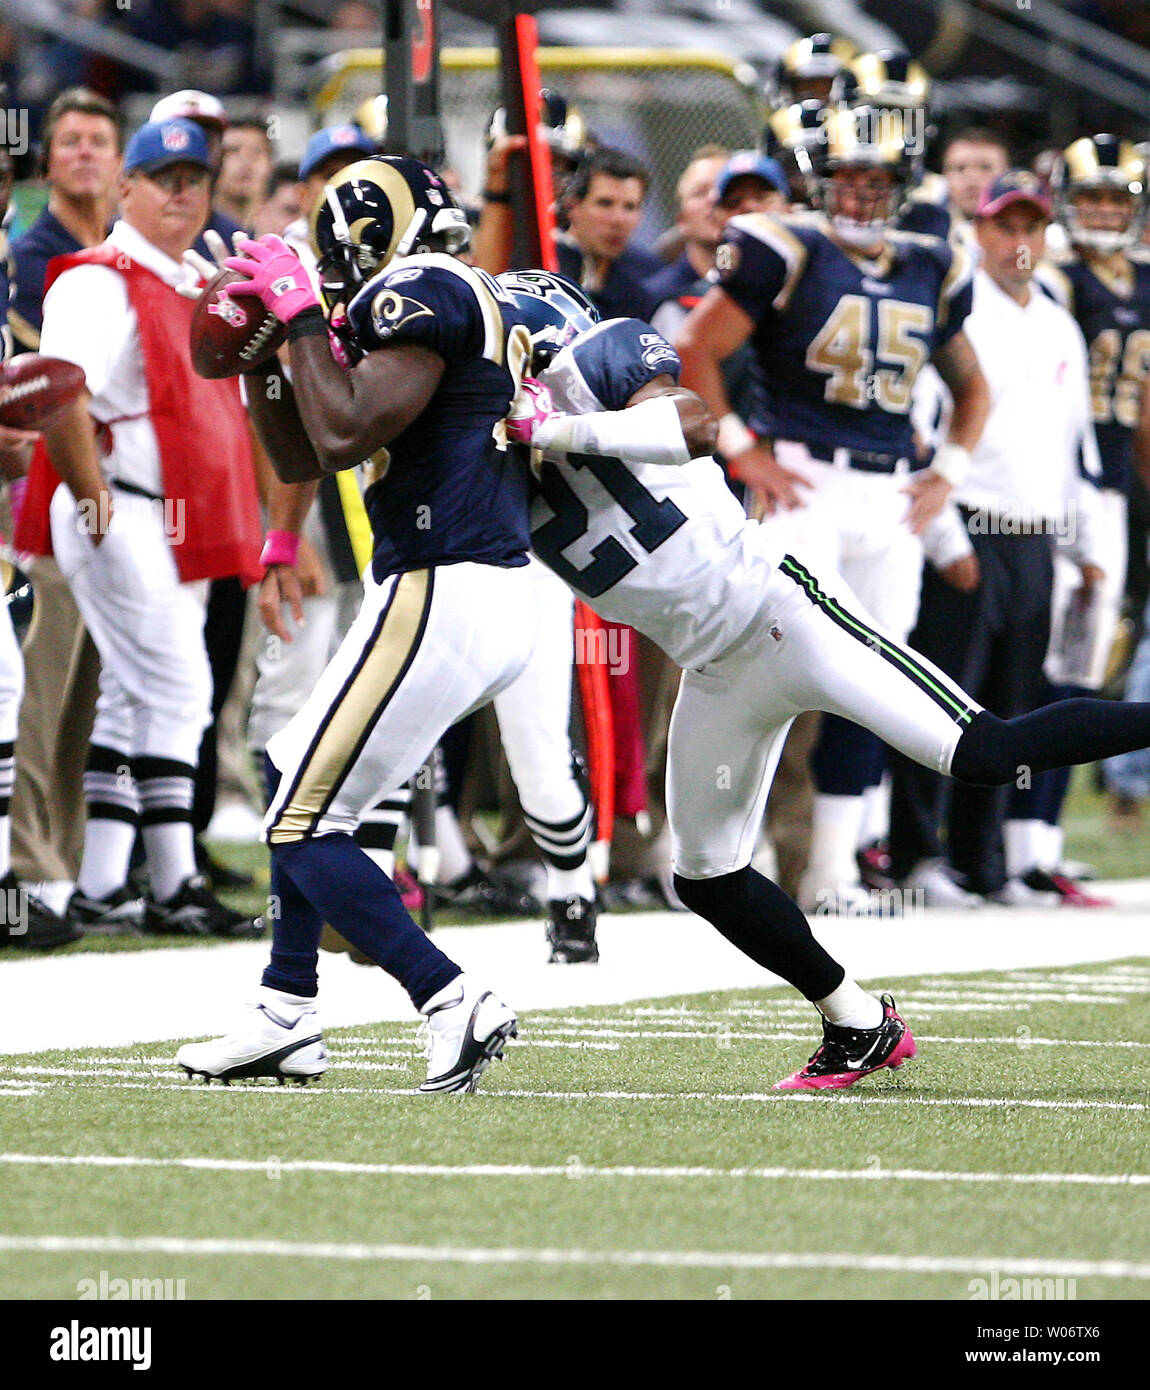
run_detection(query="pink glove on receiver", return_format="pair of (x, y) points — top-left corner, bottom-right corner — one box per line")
(224, 235), (319, 324)
(506, 377), (561, 445)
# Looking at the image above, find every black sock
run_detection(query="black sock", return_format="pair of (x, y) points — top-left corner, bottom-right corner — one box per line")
(953, 703), (1150, 786)
(673, 866), (845, 1001)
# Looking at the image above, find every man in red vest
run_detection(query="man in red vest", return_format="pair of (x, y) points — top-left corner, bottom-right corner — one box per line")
(25, 117), (264, 937)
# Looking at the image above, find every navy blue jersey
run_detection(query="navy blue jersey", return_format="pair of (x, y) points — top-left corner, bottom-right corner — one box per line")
(642, 251), (698, 312)
(9, 207), (84, 352)
(898, 172), (954, 241)
(1038, 248), (1150, 491)
(346, 253), (532, 581)
(555, 236), (663, 322)
(717, 211), (974, 458)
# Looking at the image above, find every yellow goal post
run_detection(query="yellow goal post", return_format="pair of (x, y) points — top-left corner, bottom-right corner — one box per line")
(311, 47), (764, 244)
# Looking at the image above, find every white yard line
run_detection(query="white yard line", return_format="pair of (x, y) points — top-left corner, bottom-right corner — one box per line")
(1, 1151), (1145, 1187)
(5, 1076), (1144, 1111)
(0, 1234), (1145, 1279)
(1, 904), (1147, 1055)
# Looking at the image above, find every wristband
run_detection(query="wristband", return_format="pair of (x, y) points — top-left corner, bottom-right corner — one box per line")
(260, 529), (300, 568)
(930, 442), (972, 487)
(716, 412), (756, 460)
(483, 187), (512, 205)
(287, 306), (329, 342)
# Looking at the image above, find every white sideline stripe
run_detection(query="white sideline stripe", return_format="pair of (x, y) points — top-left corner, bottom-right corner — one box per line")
(6, 1033), (1145, 1083)
(0, 1235), (1145, 1279)
(1, 1152), (1145, 1188)
(14, 1078), (1145, 1111)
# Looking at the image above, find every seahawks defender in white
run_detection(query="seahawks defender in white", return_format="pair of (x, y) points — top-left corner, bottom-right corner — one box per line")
(502, 271), (1150, 1089)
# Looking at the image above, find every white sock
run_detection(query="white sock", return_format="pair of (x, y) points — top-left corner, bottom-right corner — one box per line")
(420, 973), (465, 1015)
(815, 980), (884, 1030)
(258, 984), (315, 1013)
(1004, 818), (1044, 879)
(1042, 822), (1065, 872)
(859, 777), (891, 847)
(77, 820), (138, 900)
(432, 806), (472, 884)
(546, 862), (596, 901)
(799, 795), (867, 903)
(0, 814), (10, 882)
(362, 846), (397, 878)
(142, 823), (197, 903)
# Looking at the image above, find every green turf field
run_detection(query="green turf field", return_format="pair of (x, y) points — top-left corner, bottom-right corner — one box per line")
(2, 958), (1146, 1301)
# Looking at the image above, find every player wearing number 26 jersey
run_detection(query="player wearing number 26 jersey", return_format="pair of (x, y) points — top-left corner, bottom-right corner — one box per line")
(509, 278), (1150, 1088)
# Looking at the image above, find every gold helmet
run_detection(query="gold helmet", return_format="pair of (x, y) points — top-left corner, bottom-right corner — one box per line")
(353, 94), (388, 147)
(768, 33), (857, 107)
(1053, 134), (1148, 253)
(487, 89), (589, 172)
(762, 100), (828, 206)
(310, 155), (470, 308)
(832, 50), (931, 111)
(815, 104), (916, 245)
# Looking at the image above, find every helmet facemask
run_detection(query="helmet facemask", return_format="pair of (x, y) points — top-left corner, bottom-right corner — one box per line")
(1055, 136), (1148, 256)
(1063, 180), (1146, 255)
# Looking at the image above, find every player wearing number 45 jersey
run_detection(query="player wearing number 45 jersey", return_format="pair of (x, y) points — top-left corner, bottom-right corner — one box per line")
(676, 104), (992, 914)
(503, 273), (1150, 1089)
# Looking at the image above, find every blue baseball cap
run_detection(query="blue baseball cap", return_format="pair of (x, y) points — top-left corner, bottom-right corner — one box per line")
(123, 118), (212, 176)
(716, 151), (789, 202)
(298, 123), (377, 180)
(977, 169), (1052, 221)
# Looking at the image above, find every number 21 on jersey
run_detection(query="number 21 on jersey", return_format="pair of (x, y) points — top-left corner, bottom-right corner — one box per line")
(532, 453), (687, 599)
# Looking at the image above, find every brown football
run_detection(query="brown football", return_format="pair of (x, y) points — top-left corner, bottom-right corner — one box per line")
(189, 268), (287, 379)
(0, 354), (86, 429)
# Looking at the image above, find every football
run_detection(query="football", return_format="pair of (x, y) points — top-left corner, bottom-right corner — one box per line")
(0, 354), (86, 430)
(189, 268), (287, 379)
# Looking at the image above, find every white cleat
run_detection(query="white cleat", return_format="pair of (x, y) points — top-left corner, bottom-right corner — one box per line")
(900, 858), (983, 909)
(417, 974), (518, 1094)
(176, 987), (328, 1084)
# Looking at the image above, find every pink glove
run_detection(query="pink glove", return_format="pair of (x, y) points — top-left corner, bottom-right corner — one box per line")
(507, 377), (561, 445)
(328, 330), (352, 371)
(224, 235), (320, 324)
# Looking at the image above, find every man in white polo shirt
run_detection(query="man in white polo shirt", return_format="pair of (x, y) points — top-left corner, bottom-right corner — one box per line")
(888, 171), (1105, 904)
(24, 117), (264, 938)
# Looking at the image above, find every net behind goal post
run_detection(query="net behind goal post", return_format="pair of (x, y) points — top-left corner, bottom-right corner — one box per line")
(311, 47), (764, 248)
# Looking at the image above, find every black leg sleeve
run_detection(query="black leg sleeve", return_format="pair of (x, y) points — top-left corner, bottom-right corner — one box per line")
(673, 867), (845, 1002)
(952, 703), (1150, 787)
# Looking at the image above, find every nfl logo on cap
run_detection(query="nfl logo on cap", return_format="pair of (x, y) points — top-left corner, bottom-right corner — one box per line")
(162, 123), (190, 152)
